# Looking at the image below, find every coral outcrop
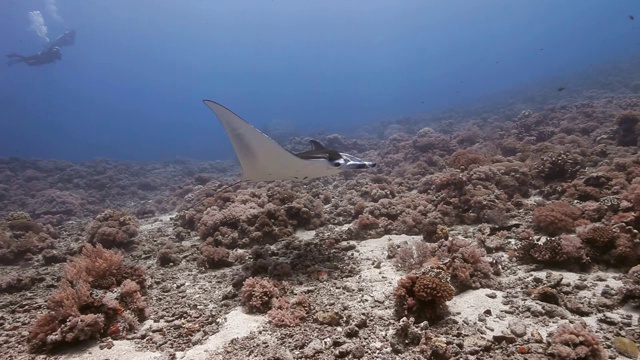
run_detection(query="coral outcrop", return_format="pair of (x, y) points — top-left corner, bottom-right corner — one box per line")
(393, 268), (455, 323)
(85, 209), (140, 248)
(27, 244), (147, 353)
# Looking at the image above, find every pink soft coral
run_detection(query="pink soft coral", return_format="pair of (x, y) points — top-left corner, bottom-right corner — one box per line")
(547, 323), (607, 359)
(533, 201), (582, 236)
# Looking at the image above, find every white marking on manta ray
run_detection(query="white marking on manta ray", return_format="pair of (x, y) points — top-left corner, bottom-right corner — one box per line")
(203, 100), (376, 183)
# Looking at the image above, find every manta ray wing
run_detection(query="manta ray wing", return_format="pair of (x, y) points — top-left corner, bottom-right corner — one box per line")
(203, 100), (341, 182)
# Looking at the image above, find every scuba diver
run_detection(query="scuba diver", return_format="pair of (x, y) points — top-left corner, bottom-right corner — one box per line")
(7, 46), (62, 66)
(6, 29), (74, 67)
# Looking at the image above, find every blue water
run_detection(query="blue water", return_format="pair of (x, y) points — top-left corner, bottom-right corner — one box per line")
(1, 0), (638, 161)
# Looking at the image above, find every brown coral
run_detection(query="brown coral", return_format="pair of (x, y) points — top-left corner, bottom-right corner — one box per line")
(185, 184), (324, 249)
(5, 211), (33, 222)
(156, 244), (181, 267)
(577, 224), (617, 250)
(621, 265), (640, 307)
(533, 152), (582, 182)
(533, 201), (582, 236)
(240, 277), (284, 314)
(27, 244), (147, 353)
(85, 209), (139, 248)
(517, 235), (590, 270)
(615, 111), (639, 147)
(434, 237), (497, 291)
(0, 272), (37, 293)
(414, 273), (455, 302)
(267, 295), (309, 327)
(610, 232), (640, 268)
(354, 214), (380, 231)
(393, 268), (455, 323)
(449, 149), (489, 170)
(547, 323), (607, 359)
(197, 245), (233, 269)
(6, 219), (44, 234)
(0, 216), (55, 264)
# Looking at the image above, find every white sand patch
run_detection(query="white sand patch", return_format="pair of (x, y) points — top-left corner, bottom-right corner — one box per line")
(527, 269), (624, 297)
(350, 235), (419, 306)
(58, 340), (162, 360)
(55, 308), (265, 360)
(176, 308), (266, 359)
(356, 234), (420, 257)
(157, 213), (175, 222)
(449, 288), (509, 337)
(294, 228), (316, 241)
(140, 213), (175, 231)
(355, 235), (417, 278)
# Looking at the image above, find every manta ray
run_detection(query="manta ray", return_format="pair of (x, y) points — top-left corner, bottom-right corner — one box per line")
(203, 100), (376, 184)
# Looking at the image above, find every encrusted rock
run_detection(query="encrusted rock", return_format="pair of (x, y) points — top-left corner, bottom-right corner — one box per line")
(613, 337), (639, 359)
(508, 319), (527, 338)
(343, 325), (359, 338)
(315, 311), (342, 326)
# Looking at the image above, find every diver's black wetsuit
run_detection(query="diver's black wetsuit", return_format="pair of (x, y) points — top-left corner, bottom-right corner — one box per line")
(6, 47), (62, 66)
(6, 29), (73, 67)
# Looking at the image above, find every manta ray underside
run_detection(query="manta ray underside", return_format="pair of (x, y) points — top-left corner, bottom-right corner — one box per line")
(203, 100), (376, 183)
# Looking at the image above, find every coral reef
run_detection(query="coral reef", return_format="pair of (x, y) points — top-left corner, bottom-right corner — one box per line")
(85, 209), (140, 248)
(0, 158), (233, 223)
(0, 212), (57, 264)
(621, 265), (640, 307)
(27, 244), (147, 353)
(532, 201), (582, 236)
(393, 268), (455, 323)
(517, 235), (590, 270)
(433, 237), (498, 291)
(175, 184), (324, 249)
(266, 294), (309, 327)
(156, 243), (182, 267)
(2, 60), (640, 358)
(577, 224), (617, 250)
(449, 149), (490, 170)
(615, 112), (639, 146)
(0, 272), (38, 293)
(197, 245), (234, 269)
(533, 151), (583, 183)
(547, 323), (607, 359)
(240, 277), (285, 314)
